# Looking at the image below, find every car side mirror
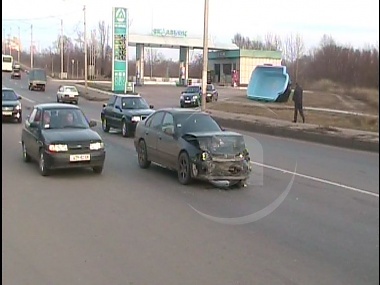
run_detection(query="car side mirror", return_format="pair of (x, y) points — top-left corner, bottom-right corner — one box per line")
(102, 103), (107, 108)
(29, 122), (39, 128)
(149, 105), (154, 109)
(163, 127), (174, 136)
(89, 120), (97, 128)
(17, 95), (22, 100)
(181, 91), (185, 94)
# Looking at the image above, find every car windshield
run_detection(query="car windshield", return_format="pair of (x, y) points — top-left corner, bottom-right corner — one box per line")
(121, 97), (149, 109)
(64, 86), (78, 93)
(41, 108), (89, 130)
(175, 113), (222, 134)
(3, 57), (12, 63)
(13, 68), (20, 72)
(206, 85), (214, 91)
(2, 90), (18, 101)
(185, 86), (200, 93)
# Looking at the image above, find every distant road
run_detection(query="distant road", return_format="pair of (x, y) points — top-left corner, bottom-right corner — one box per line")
(2, 72), (379, 285)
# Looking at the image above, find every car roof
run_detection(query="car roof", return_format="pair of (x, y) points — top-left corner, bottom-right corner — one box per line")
(155, 108), (210, 116)
(34, 103), (81, 110)
(60, 85), (77, 88)
(113, 93), (141, 98)
(2, 87), (15, 91)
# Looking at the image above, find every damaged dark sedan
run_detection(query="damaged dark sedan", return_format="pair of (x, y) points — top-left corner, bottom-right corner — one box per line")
(134, 108), (252, 187)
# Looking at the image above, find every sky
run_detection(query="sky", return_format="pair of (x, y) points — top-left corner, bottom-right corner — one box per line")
(2, 0), (379, 60)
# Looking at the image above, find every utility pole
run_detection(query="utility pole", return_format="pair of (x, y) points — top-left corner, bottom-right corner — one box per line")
(30, 24), (34, 69)
(201, 0), (209, 112)
(84, 5), (88, 94)
(8, 27), (12, 56)
(60, 19), (64, 79)
(18, 26), (21, 63)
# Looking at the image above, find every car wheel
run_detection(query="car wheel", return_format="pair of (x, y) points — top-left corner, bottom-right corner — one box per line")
(56, 96), (60, 103)
(137, 139), (151, 169)
(121, 120), (129, 137)
(39, 149), (50, 176)
(102, 118), (110, 132)
(177, 151), (192, 185)
(93, 165), (104, 174)
(22, 142), (31, 162)
(180, 103), (184, 108)
(17, 115), (22, 123)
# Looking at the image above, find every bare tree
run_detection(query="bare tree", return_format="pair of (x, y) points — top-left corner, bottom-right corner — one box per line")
(283, 33), (305, 83)
(97, 21), (108, 76)
(264, 33), (282, 51)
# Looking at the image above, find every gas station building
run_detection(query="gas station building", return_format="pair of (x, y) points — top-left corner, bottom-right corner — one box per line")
(129, 29), (282, 87)
(207, 49), (282, 87)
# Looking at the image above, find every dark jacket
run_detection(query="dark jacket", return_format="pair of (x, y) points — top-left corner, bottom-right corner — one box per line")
(293, 85), (303, 105)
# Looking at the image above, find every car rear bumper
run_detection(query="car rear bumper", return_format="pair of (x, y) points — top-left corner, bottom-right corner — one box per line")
(44, 149), (106, 169)
(60, 96), (79, 103)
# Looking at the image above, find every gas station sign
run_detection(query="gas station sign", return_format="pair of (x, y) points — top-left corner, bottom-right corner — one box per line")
(152, 29), (187, 38)
(112, 7), (129, 92)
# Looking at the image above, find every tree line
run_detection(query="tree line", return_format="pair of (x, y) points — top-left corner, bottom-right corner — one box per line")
(8, 21), (379, 89)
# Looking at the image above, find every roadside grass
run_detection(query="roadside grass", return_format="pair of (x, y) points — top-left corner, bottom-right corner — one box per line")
(209, 101), (378, 132)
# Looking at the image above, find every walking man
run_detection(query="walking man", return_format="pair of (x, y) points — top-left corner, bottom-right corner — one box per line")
(292, 82), (305, 123)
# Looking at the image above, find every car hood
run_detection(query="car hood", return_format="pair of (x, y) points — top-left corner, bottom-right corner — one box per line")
(182, 92), (199, 96)
(123, 109), (154, 116)
(182, 131), (246, 155)
(42, 128), (102, 144)
(2, 100), (20, 107)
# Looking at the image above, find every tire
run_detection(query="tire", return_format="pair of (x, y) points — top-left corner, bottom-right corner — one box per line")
(17, 115), (22, 123)
(22, 142), (31, 162)
(102, 117), (110, 132)
(28, 85), (31, 90)
(177, 151), (192, 185)
(56, 96), (60, 103)
(121, 120), (129, 137)
(93, 165), (104, 174)
(39, 149), (50, 176)
(137, 139), (151, 169)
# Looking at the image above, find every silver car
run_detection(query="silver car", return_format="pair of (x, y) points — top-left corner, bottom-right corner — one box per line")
(56, 85), (80, 104)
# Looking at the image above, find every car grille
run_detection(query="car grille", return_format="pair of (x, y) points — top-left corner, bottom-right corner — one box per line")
(2, 106), (15, 111)
(67, 142), (91, 152)
(184, 96), (191, 100)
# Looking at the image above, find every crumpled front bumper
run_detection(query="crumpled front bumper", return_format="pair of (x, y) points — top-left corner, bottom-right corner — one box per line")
(191, 155), (252, 182)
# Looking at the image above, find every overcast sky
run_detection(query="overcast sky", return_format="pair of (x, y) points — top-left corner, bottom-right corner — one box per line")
(2, 0), (379, 59)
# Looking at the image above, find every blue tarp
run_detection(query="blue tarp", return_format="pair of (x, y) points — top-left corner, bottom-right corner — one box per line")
(247, 65), (291, 103)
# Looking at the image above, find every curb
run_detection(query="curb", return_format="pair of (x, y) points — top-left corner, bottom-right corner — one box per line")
(212, 116), (379, 153)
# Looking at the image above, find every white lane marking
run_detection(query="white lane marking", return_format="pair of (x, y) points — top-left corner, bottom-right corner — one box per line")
(21, 96), (36, 103)
(252, 161), (379, 198)
(90, 117), (378, 198)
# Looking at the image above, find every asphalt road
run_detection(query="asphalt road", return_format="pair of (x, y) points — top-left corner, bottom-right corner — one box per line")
(2, 73), (379, 285)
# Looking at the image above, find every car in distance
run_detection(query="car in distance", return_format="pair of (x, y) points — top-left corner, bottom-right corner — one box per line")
(21, 103), (106, 176)
(179, 85), (202, 108)
(2, 87), (22, 123)
(101, 94), (155, 137)
(205, 84), (218, 102)
(57, 85), (80, 104)
(134, 108), (252, 187)
(11, 63), (22, 79)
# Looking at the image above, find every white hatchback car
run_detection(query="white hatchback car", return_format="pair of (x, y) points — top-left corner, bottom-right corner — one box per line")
(56, 85), (80, 104)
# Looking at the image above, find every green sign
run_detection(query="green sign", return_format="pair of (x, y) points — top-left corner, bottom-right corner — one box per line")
(152, 28), (187, 38)
(112, 7), (128, 92)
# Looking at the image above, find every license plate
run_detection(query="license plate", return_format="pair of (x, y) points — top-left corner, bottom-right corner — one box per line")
(70, 154), (91, 162)
(2, 111), (12, 116)
(184, 100), (191, 103)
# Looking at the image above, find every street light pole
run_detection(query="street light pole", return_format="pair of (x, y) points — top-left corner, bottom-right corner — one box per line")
(60, 19), (64, 78)
(30, 24), (34, 69)
(201, 0), (209, 112)
(84, 5), (88, 94)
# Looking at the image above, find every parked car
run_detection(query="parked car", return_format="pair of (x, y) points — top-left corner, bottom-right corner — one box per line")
(56, 85), (80, 104)
(134, 108), (252, 187)
(21, 103), (105, 176)
(101, 94), (154, 137)
(2, 87), (22, 123)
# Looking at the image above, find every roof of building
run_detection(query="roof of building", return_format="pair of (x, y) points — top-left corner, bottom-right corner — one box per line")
(208, 49), (282, 60)
(128, 34), (238, 50)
